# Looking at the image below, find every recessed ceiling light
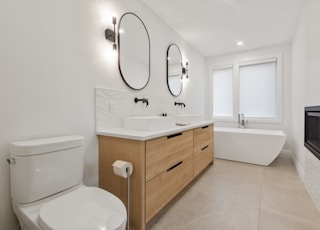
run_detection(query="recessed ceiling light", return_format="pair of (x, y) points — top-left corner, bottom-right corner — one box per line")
(237, 41), (244, 46)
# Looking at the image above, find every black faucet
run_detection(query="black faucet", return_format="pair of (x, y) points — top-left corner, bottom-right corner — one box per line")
(134, 97), (149, 107)
(174, 102), (186, 108)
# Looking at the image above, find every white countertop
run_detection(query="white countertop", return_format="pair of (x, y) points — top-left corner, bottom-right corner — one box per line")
(96, 120), (214, 141)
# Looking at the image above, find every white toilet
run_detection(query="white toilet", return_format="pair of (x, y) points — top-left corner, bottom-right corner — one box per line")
(8, 135), (127, 230)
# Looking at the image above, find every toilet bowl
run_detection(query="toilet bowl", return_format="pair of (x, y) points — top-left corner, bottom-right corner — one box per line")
(9, 135), (127, 230)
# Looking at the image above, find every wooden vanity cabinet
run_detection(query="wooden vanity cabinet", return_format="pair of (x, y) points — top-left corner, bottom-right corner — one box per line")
(146, 130), (193, 182)
(145, 130), (193, 222)
(194, 125), (214, 177)
(98, 125), (213, 230)
(98, 136), (146, 230)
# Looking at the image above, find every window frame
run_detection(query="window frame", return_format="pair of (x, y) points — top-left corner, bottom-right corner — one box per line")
(211, 54), (283, 124)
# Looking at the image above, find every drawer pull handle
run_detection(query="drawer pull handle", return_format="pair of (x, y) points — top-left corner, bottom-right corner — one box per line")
(167, 133), (182, 139)
(202, 125), (209, 129)
(167, 161), (183, 172)
(201, 145), (209, 151)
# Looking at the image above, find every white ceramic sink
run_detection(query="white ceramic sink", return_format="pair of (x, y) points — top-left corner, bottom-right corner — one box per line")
(124, 116), (176, 131)
(175, 114), (203, 125)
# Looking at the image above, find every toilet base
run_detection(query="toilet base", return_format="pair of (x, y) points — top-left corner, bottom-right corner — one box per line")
(13, 185), (126, 230)
(12, 185), (83, 230)
(13, 204), (42, 230)
(18, 221), (29, 230)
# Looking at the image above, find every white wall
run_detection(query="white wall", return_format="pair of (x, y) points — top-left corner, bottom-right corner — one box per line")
(304, 0), (320, 211)
(0, 0), (206, 229)
(291, 5), (306, 178)
(291, 0), (320, 211)
(206, 44), (292, 151)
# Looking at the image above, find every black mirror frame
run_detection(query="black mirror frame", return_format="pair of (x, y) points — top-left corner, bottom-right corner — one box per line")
(166, 43), (183, 97)
(118, 12), (151, 90)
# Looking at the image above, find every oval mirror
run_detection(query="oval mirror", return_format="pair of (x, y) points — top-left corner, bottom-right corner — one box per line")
(167, 44), (183, 96)
(118, 12), (150, 90)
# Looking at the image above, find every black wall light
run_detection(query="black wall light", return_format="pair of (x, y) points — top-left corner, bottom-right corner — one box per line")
(105, 16), (117, 51)
(182, 64), (186, 81)
(182, 60), (189, 80)
(185, 60), (189, 80)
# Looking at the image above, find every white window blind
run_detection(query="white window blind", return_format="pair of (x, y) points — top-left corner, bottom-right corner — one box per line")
(239, 60), (277, 118)
(213, 67), (233, 117)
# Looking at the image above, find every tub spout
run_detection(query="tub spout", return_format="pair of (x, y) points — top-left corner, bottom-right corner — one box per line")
(238, 113), (248, 128)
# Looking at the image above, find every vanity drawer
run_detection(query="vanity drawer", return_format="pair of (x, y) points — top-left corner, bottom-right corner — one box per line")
(194, 125), (213, 151)
(146, 154), (193, 222)
(146, 130), (193, 182)
(194, 143), (213, 177)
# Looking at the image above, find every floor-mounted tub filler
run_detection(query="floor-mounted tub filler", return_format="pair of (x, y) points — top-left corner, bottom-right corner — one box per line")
(214, 127), (286, 166)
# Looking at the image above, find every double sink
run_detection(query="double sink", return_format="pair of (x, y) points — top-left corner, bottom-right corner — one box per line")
(124, 115), (203, 131)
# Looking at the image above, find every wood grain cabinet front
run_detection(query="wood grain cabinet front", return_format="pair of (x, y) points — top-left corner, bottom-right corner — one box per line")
(146, 153), (193, 222)
(146, 130), (193, 182)
(98, 124), (214, 230)
(98, 136), (145, 230)
(193, 125), (214, 177)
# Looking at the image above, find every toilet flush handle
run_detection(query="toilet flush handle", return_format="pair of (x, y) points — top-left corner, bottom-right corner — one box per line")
(6, 157), (16, 165)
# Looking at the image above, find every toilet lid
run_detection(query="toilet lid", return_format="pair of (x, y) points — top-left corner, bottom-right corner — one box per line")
(38, 187), (126, 230)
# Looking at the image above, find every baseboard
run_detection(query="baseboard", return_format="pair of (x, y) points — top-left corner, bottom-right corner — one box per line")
(293, 153), (305, 181)
(280, 149), (305, 180)
(279, 149), (293, 158)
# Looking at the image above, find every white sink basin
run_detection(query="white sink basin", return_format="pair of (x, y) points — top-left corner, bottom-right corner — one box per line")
(124, 116), (176, 131)
(175, 114), (203, 125)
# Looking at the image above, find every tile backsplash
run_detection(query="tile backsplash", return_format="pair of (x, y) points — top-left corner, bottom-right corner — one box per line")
(95, 87), (189, 130)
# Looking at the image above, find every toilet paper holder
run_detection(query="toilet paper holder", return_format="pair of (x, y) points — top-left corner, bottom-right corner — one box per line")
(112, 160), (133, 178)
(112, 160), (133, 230)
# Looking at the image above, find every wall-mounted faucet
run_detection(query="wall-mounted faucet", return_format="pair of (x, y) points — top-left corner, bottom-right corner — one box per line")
(238, 113), (248, 128)
(174, 102), (186, 108)
(134, 97), (149, 107)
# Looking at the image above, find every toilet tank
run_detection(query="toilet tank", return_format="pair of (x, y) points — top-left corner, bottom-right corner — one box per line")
(9, 135), (85, 204)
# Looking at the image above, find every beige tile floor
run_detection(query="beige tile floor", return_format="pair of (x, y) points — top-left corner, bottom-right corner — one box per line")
(146, 157), (320, 230)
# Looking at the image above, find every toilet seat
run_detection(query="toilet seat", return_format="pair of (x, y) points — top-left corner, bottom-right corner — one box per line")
(38, 187), (126, 230)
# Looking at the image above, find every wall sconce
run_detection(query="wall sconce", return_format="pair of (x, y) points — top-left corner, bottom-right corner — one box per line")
(185, 60), (189, 81)
(181, 64), (185, 81)
(182, 60), (189, 81)
(105, 16), (117, 51)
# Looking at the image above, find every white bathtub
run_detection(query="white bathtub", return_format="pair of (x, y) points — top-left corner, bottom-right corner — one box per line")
(214, 127), (286, 166)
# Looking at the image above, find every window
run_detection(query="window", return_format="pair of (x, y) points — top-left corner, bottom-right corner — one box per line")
(239, 60), (277, 118)
(212, 57), (281, 122)
(212, 67), (233, 117)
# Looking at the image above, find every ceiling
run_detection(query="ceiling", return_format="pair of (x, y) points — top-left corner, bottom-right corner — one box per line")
(140, 0), (306, 57)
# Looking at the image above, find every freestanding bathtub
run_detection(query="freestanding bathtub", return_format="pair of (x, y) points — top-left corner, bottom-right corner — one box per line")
(214, 127), (286, 166)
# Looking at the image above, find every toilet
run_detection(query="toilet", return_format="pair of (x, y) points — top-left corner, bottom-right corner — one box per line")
(8, 135), (127, 230)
